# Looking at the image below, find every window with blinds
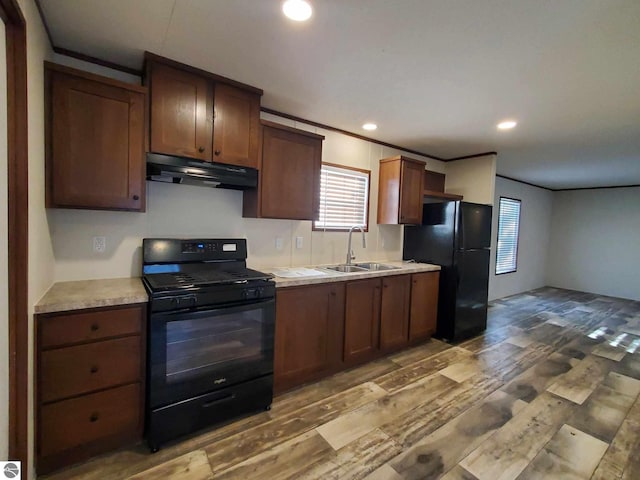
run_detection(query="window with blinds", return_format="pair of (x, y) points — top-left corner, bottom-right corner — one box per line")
(496, 197), (521, 274)
(313, 163), (370, 231)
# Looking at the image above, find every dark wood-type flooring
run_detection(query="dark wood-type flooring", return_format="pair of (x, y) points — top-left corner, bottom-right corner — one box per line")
(44, 287), (640, 479)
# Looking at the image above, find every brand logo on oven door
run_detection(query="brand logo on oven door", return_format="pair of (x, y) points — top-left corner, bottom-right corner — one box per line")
(213, 378), (227, 385)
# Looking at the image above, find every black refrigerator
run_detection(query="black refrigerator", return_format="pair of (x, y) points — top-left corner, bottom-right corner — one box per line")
(403, 201), (492, 342)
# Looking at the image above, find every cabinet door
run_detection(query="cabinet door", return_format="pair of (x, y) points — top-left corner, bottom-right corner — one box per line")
(150, 63), (213, 161)
(409, 271), (440, 342)
(399, 160), (425, 224)
(274, 283), (345, 393)
(344, 278), (381, 365)
(49, 71), (145, 211)
(212, 83), (260, 169)
(260, 125), (322, 219)
(380, 275), (411, 352)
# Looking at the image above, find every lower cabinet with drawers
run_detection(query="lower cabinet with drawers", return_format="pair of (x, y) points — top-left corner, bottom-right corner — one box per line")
(36, 304), (146, 474)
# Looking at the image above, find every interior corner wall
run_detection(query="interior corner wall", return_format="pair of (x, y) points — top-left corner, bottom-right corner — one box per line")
(18, 0), (55, 477)
(546, 187), (640, 301)
(444, 154), (497, 205)
(488, 177), (553, 301)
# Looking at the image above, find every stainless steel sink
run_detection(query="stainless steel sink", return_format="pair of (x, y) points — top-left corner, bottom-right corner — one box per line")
(355, 262), (400, 271)
(324, 264), (368, 273)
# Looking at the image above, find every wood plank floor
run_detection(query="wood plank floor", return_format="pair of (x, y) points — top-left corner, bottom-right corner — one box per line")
(44, 287), (640, 480)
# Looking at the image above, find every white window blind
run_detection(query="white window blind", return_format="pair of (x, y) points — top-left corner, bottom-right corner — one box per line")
(496, 197), (521, 274)
(314, 164), (370, 231)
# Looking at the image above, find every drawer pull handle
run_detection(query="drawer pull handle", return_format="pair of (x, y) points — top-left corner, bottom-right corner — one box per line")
(202, 393), (235, 408)
(89, 413), (99, 422)
(90, 366), (99, 374)
(90, 324), (100, 332)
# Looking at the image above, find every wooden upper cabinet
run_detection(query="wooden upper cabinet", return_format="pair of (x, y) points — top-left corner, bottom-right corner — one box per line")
(423, 169), (464, 200)
(46, 63), (146, 211)
(344, 278), (381, 365)
(243, 121), (324, 220)
(212, 83), (260, 168)
(274, 283), (345, 393)
(424, 170), (446, 192)
(409, 271), (440, 342)
(377, 155), (426, 224)
(149, 63), (213, 161)
(380, 275), (411, 352)
(146, 54), (262, 169)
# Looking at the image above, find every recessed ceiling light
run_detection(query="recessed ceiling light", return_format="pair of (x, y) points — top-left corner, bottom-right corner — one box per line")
(497, 120), (517, 130)
(362, 123), (377, 131)
(282, 0), (313, 21)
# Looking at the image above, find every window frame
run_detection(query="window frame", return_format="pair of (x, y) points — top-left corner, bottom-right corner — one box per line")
(312, 162), (371, 232)
(495, 196), (522, 275)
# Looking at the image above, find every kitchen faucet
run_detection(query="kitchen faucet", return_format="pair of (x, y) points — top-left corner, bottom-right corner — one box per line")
(346, 226), (366, 265)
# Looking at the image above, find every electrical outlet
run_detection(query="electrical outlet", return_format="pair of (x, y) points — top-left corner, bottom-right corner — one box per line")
(93, 236), (106, 254)
(275, 237), (283, 251)
(296, 236), (303, 249)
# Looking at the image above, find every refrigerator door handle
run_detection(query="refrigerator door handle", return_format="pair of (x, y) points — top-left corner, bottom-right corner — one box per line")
(458, 204), (464, 250)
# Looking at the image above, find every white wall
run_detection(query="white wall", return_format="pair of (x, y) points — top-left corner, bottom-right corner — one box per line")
(48, 103), (447, 281)
(546, 187), (640, 301)
(488, 177), (553, 301)
(0, 17), (9, 462)
(18, 0), (55, 476)
(444, 154), (497, 205)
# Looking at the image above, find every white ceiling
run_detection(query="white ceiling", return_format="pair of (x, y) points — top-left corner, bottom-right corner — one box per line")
(39, 0), (640, 189)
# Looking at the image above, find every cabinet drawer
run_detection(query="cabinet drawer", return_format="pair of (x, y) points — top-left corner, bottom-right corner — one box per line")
(41, 336), (141, 403)
(40, 383), (140, 457)
(40, 306), (143, 348)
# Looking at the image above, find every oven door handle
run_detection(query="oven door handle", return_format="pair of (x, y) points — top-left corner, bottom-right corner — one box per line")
(202, 393), (236, 408)
(152, 298), (275, 321)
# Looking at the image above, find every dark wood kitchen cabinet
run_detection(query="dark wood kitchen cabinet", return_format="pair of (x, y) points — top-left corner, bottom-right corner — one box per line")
(212, 83), (261, 168)
(274, 283), (345, 393)
(243, 121), (324, 220)
(377, 155), (426, 224)
(45, 62), (146, 211)
(409, 271), (440, 342)
(36, 304), (146, 474)
(274, 270), (440, 394)
(146, 54), (262, 169)
(379, 275), (411, 352)
(344, 278), (382, 365)
(149, 62), (213, 161)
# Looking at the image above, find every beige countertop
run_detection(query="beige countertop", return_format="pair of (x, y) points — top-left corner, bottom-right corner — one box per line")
(33, 262), (440, 312)
(35, 277), (148, 314)
(267, 261), (441, 288)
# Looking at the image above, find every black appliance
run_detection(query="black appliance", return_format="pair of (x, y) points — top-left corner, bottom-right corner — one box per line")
(403, 201), (492, 342)
(142, 238), (275, 451)
(146, 153), (258, 189)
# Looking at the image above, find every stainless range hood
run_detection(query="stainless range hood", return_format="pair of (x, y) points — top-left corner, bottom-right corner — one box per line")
(146, 153), (258, 190)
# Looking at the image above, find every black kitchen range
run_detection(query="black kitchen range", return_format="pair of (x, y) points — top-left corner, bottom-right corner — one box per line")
(141, 238), (275, 451)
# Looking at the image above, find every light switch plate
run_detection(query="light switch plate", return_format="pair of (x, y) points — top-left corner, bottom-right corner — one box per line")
(275, 237), (283, 250)
(296, 236), (303, 249)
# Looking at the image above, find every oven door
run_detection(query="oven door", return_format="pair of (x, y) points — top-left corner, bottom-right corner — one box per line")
(148, 298), (275, 408)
